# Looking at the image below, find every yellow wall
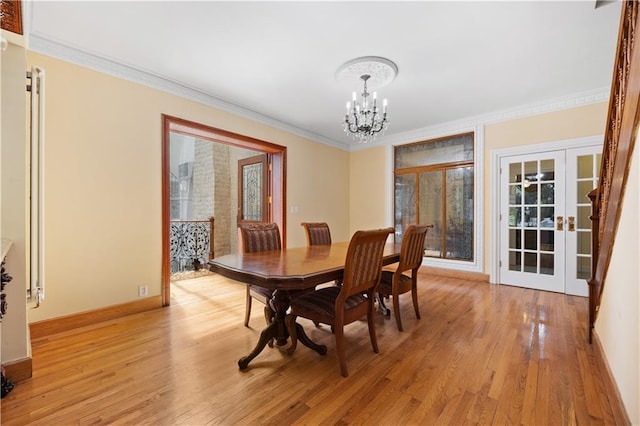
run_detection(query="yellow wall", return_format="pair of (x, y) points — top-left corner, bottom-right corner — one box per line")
(484, 103), (608, 275)
(25, 51), (349, 322)
(349, 145), (389, 235)
(1, 40), (30, 363)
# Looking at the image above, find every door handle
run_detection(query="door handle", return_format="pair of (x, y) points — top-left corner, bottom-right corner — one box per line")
(556, 216), (564, 231)
(568, 216), (575, 232)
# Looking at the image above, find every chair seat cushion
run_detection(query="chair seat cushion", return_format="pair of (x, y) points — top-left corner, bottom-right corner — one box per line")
(290, 286), (366, 317)
(378, 270), (412, 296)
(249, 285), (273, 300)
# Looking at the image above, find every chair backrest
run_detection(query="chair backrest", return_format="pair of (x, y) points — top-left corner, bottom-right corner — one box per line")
(301, 222), (332, 246)
(397, 224), (432, 274)
(239, 223), (282, 253)
(341, 227), (393, 298)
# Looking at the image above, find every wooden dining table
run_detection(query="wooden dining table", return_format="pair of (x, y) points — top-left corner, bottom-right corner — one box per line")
(208, 241), (401, 369)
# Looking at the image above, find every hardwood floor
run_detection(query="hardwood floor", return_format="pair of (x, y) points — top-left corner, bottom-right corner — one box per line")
(1, 273), (627, 425)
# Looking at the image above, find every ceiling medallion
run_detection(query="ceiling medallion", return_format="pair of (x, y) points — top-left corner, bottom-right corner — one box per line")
(336, 56), (398, 143)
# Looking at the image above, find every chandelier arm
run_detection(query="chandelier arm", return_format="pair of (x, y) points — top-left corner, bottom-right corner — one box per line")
(342, 73), (390, 142)
(347, 112), (360, 133)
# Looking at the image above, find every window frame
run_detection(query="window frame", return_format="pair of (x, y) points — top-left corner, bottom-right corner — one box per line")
(393, 130), (481, 269)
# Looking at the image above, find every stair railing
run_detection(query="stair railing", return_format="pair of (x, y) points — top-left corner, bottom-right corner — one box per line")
(589, 0), (640, 342)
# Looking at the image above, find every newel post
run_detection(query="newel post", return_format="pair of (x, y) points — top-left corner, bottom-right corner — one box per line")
(587, 188), (600, 344)
(209, 216), (215, 260)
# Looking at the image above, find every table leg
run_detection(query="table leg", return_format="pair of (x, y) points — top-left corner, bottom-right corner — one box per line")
(238, 321), (278, 369)
(293, 321), (327, 355)
(238, 289), (291, 369)
(238, 289), (328, 369)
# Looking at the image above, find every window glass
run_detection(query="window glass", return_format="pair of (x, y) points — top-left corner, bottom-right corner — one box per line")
(395, 133), (473, 169)
(419, 171), (442, 257)
(394, 133), (474, 261)
(445, 167), (473, 260)
(394, 173), (417, 239)
(241, 162), (263, 221)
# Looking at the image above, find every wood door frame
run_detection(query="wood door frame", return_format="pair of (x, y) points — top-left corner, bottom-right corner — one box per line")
(489, 135), (603, 285)
(161, 115), (287, 306)
(237, 154), (268, 226)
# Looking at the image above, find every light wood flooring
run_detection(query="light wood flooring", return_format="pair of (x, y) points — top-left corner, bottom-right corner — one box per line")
(1, 273), (627, 425)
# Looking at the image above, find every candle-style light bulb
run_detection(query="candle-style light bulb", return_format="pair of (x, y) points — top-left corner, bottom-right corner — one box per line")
(383, 99), (388, 113)
(346, 102), (350, 114)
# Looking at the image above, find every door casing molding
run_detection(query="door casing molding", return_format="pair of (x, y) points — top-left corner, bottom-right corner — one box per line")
(489, 135), (603, 284)
(161, 114), (287, 306)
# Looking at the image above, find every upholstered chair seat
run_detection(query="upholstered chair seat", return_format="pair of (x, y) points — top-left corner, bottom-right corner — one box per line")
(288, 227), (393, 377)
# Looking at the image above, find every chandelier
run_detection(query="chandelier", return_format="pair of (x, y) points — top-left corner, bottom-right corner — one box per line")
(337, 56), (397, 143)
(343, 74), (388, 143)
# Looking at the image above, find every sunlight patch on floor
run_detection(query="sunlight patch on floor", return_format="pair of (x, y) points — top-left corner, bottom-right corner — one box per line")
(170, 269), (214, 282)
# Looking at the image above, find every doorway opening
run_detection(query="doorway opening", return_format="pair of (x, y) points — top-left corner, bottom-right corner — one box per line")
(161, 115), (287, 306)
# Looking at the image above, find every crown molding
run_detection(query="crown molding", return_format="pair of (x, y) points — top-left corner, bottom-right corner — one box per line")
(358, 87), (610, 151)
(28, 33), (609, 154)
(27, 33), (351, 151)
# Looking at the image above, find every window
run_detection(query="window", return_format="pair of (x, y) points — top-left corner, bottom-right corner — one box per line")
(394, 133), (474, 261)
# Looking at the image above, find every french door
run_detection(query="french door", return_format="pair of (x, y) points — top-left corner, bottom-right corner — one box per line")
(565, 147), (602, 296)
(499, 146), (601, 296)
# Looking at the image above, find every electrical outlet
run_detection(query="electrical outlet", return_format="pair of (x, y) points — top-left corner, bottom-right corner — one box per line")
(138, 285), (148, 297)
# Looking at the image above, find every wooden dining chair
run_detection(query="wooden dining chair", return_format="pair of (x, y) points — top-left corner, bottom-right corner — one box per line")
(301, 222), (340, 293)
(287, 227), (393, 377)
(377, 224), (432, 331)
(301, 222), (332, 246)
(239, 223), (281, 328)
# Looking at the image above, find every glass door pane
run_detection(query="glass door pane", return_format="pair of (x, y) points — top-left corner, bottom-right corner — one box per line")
(500, 151), (565, 293)
(238, 154), (268, 225)
(565, 145), (602, 296)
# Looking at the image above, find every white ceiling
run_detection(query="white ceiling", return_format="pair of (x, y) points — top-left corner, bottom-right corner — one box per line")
(25, 1), (622, 150)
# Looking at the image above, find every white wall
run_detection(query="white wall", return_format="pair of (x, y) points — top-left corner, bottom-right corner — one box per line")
(595, 130), (640, 424)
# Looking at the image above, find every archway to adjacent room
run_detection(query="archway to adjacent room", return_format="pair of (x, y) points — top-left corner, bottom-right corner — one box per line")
(161, 115), (287, 306)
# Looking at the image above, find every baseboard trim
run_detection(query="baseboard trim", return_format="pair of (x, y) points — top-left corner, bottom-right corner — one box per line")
(592, 330), (632, 425)
(2, 357), (32, 382)
(29, 296), (163, 339)
(418, 266), (489, 282)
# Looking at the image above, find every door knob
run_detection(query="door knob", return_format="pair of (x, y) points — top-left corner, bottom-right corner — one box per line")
(556, 216), (564, 231)
(568, 216), (575, 232)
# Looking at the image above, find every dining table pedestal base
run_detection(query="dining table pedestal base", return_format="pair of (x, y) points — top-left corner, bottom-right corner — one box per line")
(237, 289), (327, 370)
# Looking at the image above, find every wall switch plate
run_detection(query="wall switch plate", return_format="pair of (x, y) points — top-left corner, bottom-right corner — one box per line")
(138, 285), (148, 297)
